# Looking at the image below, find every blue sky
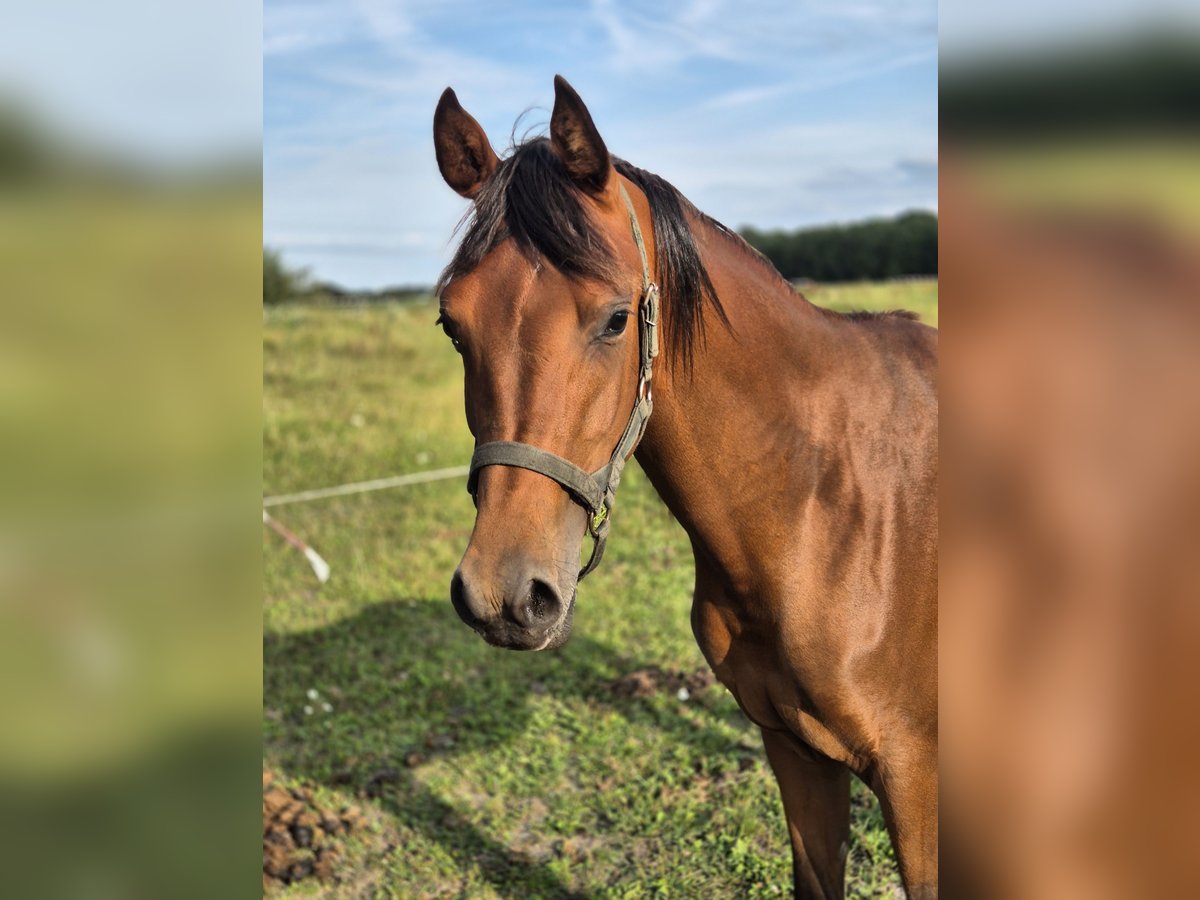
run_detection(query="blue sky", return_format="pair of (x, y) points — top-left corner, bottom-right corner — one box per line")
(264, 0), (938, 289)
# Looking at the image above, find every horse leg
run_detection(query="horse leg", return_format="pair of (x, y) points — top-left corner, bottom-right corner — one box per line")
(761, 727), (851, 899)
(872, 747), (938, 899)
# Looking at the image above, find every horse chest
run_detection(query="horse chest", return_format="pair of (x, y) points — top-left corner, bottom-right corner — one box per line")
(692, 599), (865, 768)
(691, 602), (789, 730)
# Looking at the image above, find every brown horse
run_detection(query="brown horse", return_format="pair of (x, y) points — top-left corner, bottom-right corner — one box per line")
(433, 76), (938, 899)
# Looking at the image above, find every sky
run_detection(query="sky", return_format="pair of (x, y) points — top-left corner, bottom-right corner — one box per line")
(264, 0), (938, 289)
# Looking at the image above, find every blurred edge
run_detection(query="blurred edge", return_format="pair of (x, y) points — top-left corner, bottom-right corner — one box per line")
(941, 17), (1200, 900)
(0, 3), (261, 897)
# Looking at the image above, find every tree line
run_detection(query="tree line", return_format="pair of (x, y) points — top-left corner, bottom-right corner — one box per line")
(264, 247), (428, 305)
(739, 210), (937, 283)
(263, 247), (308, 305)
(941, 33), (1200, 140)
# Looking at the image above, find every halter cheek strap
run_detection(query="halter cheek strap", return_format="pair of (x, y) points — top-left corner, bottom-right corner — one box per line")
(465, 183), (659, 579)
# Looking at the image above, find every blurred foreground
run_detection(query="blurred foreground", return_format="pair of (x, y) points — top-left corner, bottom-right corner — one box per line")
(941, 24), (1200, 898)
(1, 64), (261, 900)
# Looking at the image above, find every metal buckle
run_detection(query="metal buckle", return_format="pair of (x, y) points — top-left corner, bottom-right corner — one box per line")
(590, 504), (609, 535)
(636, 372), (652, 404)
(641, 285), (659, 325)
(641, 286), (660, 363)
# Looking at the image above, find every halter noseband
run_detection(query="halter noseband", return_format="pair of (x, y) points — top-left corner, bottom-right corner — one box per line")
(465, 183), (660, 579)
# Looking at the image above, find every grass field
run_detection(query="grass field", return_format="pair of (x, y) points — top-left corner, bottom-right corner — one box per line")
(263, 281), (937, 897)
(963, 139), (1200, 238)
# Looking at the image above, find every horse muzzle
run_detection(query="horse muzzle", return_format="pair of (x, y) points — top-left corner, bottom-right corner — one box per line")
(450, 560), (576, 651)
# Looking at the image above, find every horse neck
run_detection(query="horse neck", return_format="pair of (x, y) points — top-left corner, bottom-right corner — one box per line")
(632, 218), (844, 584)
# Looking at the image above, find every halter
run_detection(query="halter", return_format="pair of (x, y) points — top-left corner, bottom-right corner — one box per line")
(465, 182), (659, 579)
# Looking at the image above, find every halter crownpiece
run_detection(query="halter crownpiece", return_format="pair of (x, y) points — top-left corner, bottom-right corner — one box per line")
(465, 182), (659, 579)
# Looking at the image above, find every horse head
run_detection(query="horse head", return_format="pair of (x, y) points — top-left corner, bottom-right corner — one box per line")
(434, 76), (656, 650)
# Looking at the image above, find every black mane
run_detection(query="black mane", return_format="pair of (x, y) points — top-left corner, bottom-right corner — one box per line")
(436, 137), (729, 366)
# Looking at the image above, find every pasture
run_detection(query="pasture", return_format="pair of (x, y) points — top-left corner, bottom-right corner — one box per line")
(263, 280), (937, 897)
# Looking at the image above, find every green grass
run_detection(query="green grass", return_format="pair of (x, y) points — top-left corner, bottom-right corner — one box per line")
(804, 279), (938, 327)
(263, 282), (936, 897)
(964, 138), (1200, 238)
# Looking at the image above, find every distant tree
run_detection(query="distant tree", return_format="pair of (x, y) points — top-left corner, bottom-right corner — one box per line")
(740, 211), (937, 282)
(941, 34), (1200, 140)
(263, 247), (309, 305)
(0, 102), (64, 184)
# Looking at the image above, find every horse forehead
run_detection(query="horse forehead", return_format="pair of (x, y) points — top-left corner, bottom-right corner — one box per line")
(454, 243), (589, 327)
(449, 242), (531, 315)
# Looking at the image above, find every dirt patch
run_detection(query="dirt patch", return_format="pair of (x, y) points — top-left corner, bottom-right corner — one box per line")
(263, 769), (367, 890)
(609, 665), (715, 699)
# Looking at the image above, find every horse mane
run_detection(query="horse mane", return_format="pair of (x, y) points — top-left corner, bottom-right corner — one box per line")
(436, 137), (729, 367)
(830, 308), (921, 322)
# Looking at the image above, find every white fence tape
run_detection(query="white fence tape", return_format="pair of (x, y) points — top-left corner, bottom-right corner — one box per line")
(263, 465), (470, 508)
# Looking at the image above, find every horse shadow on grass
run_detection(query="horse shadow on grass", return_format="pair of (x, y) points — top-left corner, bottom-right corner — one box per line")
(263, 598), (761, 898)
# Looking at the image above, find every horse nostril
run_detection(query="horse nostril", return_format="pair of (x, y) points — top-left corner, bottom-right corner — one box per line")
(450, 569), (486, 630)
(515, 578), (562, 628)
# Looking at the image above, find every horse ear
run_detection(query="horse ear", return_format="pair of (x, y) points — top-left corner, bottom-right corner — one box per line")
(550, 75), (610, 195)
(433, 88), (499, 199)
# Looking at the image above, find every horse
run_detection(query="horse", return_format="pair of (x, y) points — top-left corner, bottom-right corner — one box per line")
(433, 75), (938, 899)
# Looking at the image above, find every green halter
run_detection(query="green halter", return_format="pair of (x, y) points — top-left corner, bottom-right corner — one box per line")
(466, 183), (659, 579)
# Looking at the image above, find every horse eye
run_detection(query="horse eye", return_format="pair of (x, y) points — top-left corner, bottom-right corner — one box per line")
(603, 310), (630, 337)
(435, 313), (462, 350)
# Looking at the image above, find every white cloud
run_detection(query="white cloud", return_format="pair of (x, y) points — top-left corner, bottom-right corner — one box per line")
(703, 48), (936, 110)
(586, 0), (935, 74)
(263, 3), (353, 57)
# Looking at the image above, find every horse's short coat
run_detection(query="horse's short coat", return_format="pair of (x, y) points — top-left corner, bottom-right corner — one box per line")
(435, 76), (938, 899)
